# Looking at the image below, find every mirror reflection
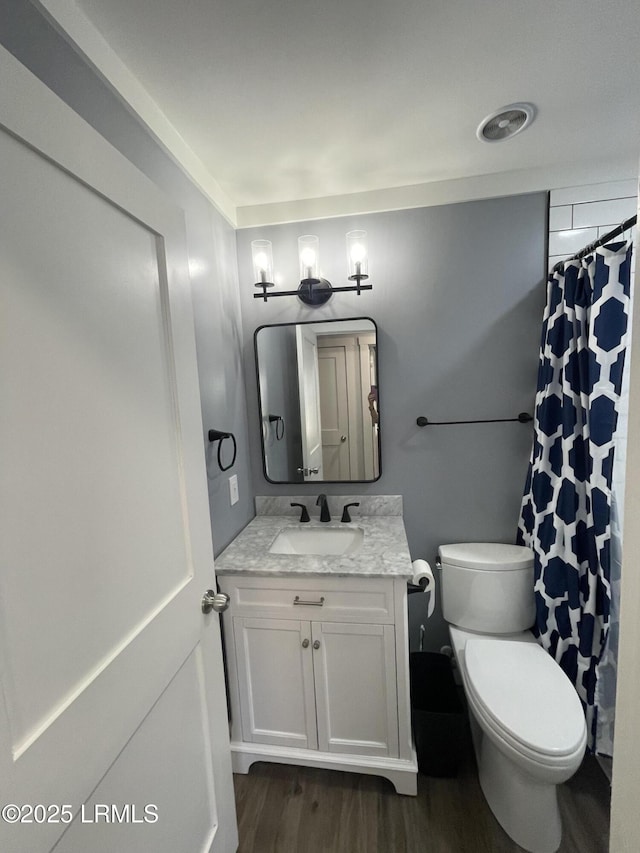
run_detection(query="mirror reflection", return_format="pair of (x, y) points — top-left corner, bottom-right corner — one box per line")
(255, 318), (380, 483)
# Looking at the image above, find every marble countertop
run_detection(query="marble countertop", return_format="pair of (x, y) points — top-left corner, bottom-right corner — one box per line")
(215, 515), (413, 578)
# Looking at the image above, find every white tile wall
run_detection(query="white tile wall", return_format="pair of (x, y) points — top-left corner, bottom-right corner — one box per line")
(573, 197), (637, 229)
(548, 180), (637, 273)
(548, 205), (572, 231)
(548, 227), (599, 257)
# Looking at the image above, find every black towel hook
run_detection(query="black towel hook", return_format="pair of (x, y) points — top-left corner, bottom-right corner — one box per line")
(208, 429), (237, 471)
(268, 414), (285, 441)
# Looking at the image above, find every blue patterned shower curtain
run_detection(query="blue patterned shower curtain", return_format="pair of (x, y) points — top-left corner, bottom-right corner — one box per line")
(517, 240), (632, 753)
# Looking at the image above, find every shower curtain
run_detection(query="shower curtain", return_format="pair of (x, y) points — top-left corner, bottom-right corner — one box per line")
(517, 240), (633, 753)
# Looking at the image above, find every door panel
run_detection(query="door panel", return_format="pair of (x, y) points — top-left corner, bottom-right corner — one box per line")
(312, 622), (398, 758)
(317, 334), (366, 481)
(318, 346), (351, 480)
(0, 45), (236, 853)
(55, 648), (218, 853)
(1, 130), (189, 754)
(295, 326), (323, 480)
(233, 617), (317, 749)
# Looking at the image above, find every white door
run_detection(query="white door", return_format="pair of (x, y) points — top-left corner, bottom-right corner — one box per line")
(295, 326), (323, 480)
(318, 345), (352, 480)
(0, 46), (237, 853)
(233, 618), (317, 749)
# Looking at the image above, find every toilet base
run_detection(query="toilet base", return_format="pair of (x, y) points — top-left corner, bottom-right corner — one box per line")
(474, 717), (562, 853)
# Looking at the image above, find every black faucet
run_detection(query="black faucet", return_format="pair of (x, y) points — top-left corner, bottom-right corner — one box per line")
(341, 502), (360, 523)
(316, 493), (331, 523)
(290, 502), (310, 523)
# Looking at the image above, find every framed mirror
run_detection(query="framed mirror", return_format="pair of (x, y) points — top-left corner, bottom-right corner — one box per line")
(255, 317), (380, 483)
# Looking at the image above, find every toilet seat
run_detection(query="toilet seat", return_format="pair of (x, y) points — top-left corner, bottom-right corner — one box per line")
(464, 637), (587, 765)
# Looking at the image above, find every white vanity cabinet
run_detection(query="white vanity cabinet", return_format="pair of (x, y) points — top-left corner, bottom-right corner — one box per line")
(232, 616), (318, 751)
(218, 573), (418, 795)
(232, 616), (398, 757)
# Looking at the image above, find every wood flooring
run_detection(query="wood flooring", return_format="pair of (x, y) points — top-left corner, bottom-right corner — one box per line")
(233, 737), (610, 853)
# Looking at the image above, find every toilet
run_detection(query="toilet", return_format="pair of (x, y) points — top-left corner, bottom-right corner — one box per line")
(438, 543), (587, 853)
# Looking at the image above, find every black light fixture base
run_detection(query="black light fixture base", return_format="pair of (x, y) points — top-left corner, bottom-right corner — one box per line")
(254, 280), (275, 302)
(347, 272), (369, 295)
(297, 277), (333, 306)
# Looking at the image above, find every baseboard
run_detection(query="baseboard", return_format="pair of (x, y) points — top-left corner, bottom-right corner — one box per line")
(230, 740), (418, 795)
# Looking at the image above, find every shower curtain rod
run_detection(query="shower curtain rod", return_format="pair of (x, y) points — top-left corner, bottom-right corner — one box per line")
(552, 214), (637, 273)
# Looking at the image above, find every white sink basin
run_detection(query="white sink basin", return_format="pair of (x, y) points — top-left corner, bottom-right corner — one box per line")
(269, 526), (364, 556)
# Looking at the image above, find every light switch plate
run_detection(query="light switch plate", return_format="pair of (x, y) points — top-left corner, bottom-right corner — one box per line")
(229, 474), (239, 506)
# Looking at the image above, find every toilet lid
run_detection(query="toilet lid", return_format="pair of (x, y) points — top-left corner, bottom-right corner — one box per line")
(439, 542), (533, 570)
(465, 638), (586, 756)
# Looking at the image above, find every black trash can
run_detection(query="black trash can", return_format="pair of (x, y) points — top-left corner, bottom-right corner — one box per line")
(409, 651), (465, 777)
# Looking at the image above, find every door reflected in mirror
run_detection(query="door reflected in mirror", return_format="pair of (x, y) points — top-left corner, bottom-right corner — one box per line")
(255, 318), (380, 483)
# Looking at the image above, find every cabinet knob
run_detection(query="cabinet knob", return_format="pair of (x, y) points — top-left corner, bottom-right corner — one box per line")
(313, 640), (321, 650)
(302, 638), (310, 648)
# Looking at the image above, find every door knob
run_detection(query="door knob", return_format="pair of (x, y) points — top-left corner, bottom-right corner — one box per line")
(313, 640), (321, 650)
(302, 638), (310, 648)
(340, 435), (347, 442)
(201, 590), (230, 614)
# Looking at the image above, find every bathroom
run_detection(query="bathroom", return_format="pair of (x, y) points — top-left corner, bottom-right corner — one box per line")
(1, 1), (639, 852)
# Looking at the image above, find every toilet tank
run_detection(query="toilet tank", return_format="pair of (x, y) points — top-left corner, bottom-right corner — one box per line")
(439, 543), (535, 634)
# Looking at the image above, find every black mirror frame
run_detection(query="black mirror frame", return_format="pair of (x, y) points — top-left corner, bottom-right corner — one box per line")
(254, 316), (381, 485)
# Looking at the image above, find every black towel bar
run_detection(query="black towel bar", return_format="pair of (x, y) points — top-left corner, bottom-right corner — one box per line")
(416, 412), (533, 427)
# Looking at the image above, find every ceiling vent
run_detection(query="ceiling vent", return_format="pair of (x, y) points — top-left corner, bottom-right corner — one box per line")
(476, 103), (536, 143)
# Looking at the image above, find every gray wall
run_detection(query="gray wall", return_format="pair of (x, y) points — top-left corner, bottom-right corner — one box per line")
(237, 194), (548, 648)
(2, 0), (548, 647)
(0, 0), (254, 555)
(255, 325), (303, 481)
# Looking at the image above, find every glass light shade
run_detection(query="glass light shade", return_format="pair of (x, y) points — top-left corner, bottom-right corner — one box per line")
(298, 235), (320, 281)
(346, 230), (368, 278)
(251, 239), (274, 285)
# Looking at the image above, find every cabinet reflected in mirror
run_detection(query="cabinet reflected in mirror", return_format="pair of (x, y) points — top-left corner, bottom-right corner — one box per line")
(255, 318), (380, 483)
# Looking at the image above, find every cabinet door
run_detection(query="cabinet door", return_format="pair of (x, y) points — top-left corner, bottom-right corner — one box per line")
(233, 617), (317, 749)
(312, 622), (399, 758)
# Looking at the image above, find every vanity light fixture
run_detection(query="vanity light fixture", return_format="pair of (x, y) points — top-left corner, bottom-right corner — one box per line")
(251, 239), (274, 291)
(252, 231), (372, 306)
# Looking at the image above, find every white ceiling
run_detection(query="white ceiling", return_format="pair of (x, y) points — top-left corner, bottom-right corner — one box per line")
(43, 0), (640, 224)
